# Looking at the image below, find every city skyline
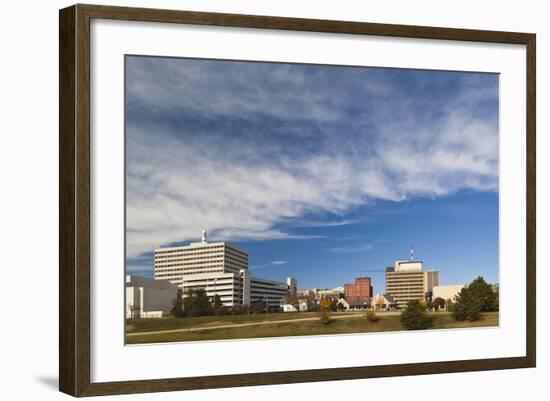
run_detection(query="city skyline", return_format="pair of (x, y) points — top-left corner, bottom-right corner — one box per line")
(125, 56), (499, 295)
(129, 188), (498, 294)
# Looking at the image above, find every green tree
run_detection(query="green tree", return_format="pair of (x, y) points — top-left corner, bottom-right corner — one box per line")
(432, 297), (446, 311)
(451, 287), (482, 321)
(171, 288), (184, 317)
(451, 277), (498, 321)
(492, 284), (499, 311)
(468, 277), (499, 312)
(400, 300), (433, 330)
(212, 294), (226, 315)
(183, 288), (213, 317)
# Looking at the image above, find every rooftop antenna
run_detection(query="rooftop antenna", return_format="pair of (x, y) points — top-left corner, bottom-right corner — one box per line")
(410, 245), (414, 261)
(201, 229), (208, 243)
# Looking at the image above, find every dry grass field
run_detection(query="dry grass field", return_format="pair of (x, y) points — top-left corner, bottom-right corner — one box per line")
(126, 311), (499, 345)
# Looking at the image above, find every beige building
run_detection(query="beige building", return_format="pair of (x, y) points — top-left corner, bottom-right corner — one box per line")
(385, 259), (439, 309)
(154, 231), (294, 309)
(433, 284), (464, 302)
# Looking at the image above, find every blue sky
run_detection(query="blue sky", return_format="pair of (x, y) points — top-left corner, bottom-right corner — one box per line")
(125, 56), (499, 294)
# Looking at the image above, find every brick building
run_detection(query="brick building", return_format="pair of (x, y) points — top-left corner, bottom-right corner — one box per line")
(344, 277), (373, 305)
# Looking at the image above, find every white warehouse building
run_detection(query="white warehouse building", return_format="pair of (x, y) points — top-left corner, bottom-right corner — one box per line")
(125, 275), (179, 318)
(154, 230), (295, 309)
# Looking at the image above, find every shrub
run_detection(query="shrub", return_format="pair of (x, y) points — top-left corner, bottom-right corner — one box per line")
(319, 311), (332, 324)
(319, 297), (333, 311)
(400, 300), (433, 330)
(250, 301), (266, 314)
(230, 305), (250, 315)
(366, 309), (379, 322)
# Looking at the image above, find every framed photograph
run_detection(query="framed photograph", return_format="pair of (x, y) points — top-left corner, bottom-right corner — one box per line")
(59, 4), (536, 397)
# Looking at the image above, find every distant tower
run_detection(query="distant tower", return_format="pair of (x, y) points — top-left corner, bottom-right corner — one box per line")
(410, 245), (414, 261)
(201, 229), (208, 243)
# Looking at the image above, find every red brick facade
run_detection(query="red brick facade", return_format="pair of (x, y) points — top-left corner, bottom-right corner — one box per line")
(344, 277), (373, 304)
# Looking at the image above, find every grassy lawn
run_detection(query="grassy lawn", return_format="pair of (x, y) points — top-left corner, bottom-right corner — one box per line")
(430, 312), (499, 329)
(126, 311), (499, 345)
(126, 311), (355, 333)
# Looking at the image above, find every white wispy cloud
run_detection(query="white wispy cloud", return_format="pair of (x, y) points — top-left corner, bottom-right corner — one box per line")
(329, 243), (374, 253)
(250, 260), (289, 270)
(125, 58), (499, 259)
(283, 218), (360, 228)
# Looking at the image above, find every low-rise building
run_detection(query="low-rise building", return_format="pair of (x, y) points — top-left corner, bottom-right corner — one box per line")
(432, 284), (465, 303)
(281, 303), (298, 312)
(372, 293), (397, 311)
(336, 298), (350, 311)
(125, 275), (179, 318)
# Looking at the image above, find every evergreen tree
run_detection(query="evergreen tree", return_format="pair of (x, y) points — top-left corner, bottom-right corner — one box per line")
(400, 300), (433, 330)
(183, 288), (213, 317)
(452, 287), (482, 321)
(452, 276), (499, 321)
(468, 277), (498, 312)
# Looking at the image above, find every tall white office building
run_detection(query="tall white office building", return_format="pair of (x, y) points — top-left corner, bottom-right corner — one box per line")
(154, 231), (295, 309)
